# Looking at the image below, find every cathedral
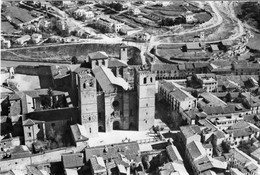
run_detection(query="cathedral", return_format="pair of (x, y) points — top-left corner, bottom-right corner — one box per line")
(73, 44), (156, 137)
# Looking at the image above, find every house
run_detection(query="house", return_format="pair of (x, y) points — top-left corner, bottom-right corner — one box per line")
(27, 163), (51, 175)
(62, 153), (85, 170)
(151, 64), (179, 80)
(70, 124), (88, 147)
(229, 148), (260, 175)
(85, 142), (141, 174)
(96, 17), (124, 33)
(185, 12), (196, 23)
(193, 74), (218, 92)
(90, 156), (107, 175)
(186, 42), (201, 51)
(16, 35), (31, 45)
(158, 80), (197, 112)
(186, 141), (227, 175)
(198, 92), (227, 108)
(232, 62), (260, 75)
(179, 125), (201, 145)
(31, 33), (42, 44)
(1, 38), (11, 49)
(210, 44), (220, 53)
(130, 8), (141, 15)
(0, 134), (21, 153)
(158, 162), (189, 175)
(23, 119), (46, 148)
(74, 9), (94, 20)
(251, 147), (260, 164)
(223, 121), (260, 147)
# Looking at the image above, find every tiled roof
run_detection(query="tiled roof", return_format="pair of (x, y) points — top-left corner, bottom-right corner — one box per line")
(85, 142), (140, 163)
(88, 51), (108, 60)
(180, 125), (201, 139)
(186, 42), (201, 50)
(151, 64), (178, 71)
(62, 153), (84, 169)
(108, 58), (128, 68)
(92, 66), (129, 93)
(166, 145), (183, 162)
(90, 156), (106, 172)
(3, 6), (34, 24)
(23, 119), (44, 126)
(70, 124), (88, 142)
(186, 141), (206, 160)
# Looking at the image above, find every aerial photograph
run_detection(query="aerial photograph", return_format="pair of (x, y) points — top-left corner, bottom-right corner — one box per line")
(1, 0), (260, 174)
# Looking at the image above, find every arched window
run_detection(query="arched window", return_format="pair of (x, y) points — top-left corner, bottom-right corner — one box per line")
(150, 77), (153, 83)
(143, 77), (147, 84)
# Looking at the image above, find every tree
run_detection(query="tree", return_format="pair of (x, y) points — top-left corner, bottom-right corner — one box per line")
(71, 56), (78, 64)
(222, 141), (231, 153)
(142, 155), (150, 170)
(226, 92), (232, 102)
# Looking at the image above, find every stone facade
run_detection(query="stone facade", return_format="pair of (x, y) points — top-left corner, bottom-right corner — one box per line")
(78, 70), (98, 137)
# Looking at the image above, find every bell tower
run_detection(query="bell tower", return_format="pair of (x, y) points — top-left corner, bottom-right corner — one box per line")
(120, 43), (128, 63)
(136, 67), (155, 131)
(77, 70), (98, 137)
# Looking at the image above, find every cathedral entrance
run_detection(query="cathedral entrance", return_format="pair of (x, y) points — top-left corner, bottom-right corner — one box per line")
(113, 121), (120, 130)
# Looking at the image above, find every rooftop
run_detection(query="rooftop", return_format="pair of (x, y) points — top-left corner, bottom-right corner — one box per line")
(70, 124), (89, 142)
(166, 145), (183, 162)
(180, 125), (201, 139)
(88, 51), (108, 60)
(186, 42), (201, 50)
(62, 153), (85, 169)
(186, 141), (207, 160)
(85, 142), (140, 163)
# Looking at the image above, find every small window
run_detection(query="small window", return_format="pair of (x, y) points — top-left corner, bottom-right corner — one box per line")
(28, 126), (31, 130)
(150, 77), (153, 83)
(89, 128), (92, 133)
(143, 77), (147, 84)
(89, 117), (91, 121)
(28, 132), (31, 137)
(38, 124), (40, 129)
(83, 83), (86, 89)
(146, 103), (148, 107)
(96, 60), (99, 65)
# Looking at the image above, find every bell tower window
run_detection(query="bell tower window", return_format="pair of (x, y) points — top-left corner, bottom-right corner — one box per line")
(143, 77), (147, 84)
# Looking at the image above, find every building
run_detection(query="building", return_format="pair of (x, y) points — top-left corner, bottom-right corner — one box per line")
(85, 142), (141, 175)
(70, 124), (88, 147)
(130, 8), (141, 15)
(179, 125), (201, 145)
(69, 46), (155, 134)
(186, 141), (227, 175)
(96, 17), (124, 33)
(23, 119), (46, 148)
(151, 64), (179, 80)
(158, 80), (197, 112)
(185, 12), (196, 23)
(198, 92), (227, 108)
(223, 121), (260, 147)
(16, 35), (31, 45)
(232, 62), (260, 75)
(61, 153), (85, 170)
(90, 156), (107, 175)
(74, 9), (94, 20)
(229, 148), (260, 175)
(193, 74), (218, 92)
(251, 147), (260, 164)
(31, 33), (42, 44)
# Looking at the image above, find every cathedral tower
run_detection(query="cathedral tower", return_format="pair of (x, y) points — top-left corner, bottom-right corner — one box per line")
(77, 69), (98, 137)
(136, 67), (155, 131)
